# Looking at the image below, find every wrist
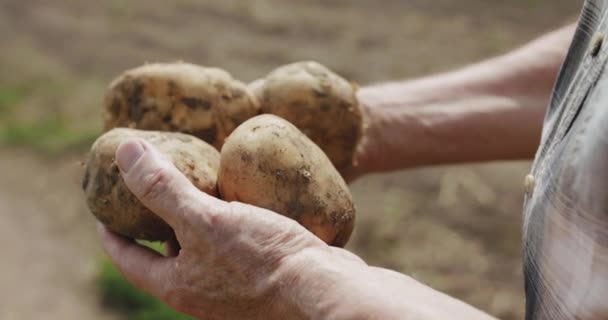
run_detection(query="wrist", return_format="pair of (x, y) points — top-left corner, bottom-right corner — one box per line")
(274, 247), (449, 320)
(271, 247), (414, 320)
(352, 88), (393, 176)
(270, 246), (369, 319)
(354, 86), (426, 174)
(271, 247), (497, 320)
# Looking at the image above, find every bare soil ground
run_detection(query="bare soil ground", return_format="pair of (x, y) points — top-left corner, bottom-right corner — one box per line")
(0, 150), (117, 320)
(0, 1), (582, 319)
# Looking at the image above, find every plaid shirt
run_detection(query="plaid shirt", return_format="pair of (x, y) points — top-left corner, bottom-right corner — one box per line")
(523, 1), (608, 319)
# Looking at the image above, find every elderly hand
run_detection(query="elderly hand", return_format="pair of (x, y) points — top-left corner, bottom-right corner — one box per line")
(97, 138), (365, 319)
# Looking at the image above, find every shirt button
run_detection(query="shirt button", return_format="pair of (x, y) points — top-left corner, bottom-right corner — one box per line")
(524, 174), (535, 195)
(589, 32), (604, 57)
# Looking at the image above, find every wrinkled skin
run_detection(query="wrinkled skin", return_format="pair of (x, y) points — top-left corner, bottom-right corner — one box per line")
(98, 139), (343, 319)
(104, 62), (260, 149)
(83, 128), (219, 241)
(218, 114), (356, 247)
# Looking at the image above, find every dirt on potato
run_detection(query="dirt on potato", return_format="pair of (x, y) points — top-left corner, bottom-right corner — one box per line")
(83, 128), (220, 241)
(219, 114), (355, 247)
(104, 62), (260, 149)
(251, 61), (363, 173)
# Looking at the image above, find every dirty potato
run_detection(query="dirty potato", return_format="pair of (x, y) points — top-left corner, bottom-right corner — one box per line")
(251, 61), (363, 172)
(103, 62), (260, 149)
(83, 128), (220, 241)
(218, 114), (356, 247)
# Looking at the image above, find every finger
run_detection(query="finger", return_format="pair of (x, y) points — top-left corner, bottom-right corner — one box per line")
(115, 138), (213, 229)
(98, 223), (173, 298)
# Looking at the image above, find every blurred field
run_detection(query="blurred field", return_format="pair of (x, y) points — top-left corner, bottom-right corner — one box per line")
(0, 1), (582, 319)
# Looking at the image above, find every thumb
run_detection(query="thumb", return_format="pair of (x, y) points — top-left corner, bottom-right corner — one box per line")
(116, 138), (200, 229)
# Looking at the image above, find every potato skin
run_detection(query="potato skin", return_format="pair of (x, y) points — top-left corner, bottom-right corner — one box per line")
(83, 128), (220, 241)
(251, 61), (363, 172)
(103, 62), (260, 149)
(218, 114), (355, 247)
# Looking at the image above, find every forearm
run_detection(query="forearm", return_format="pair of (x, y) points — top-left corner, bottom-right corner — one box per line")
(357, 24), (575, 174)
(279, 248), (496, 320)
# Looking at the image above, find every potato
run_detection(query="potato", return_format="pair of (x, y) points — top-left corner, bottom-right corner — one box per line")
(251, 61), (363, 172)
(82, 128), (220, 241)
(218, 114), (356, 247)
(103, 62), (260, 149)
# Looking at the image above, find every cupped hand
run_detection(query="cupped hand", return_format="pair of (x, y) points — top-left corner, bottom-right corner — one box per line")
(97, 139), (348, 319)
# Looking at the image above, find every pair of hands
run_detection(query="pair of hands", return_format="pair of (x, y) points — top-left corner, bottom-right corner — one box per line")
(99, 134), (372, 319)
(98, 86), (503, 320)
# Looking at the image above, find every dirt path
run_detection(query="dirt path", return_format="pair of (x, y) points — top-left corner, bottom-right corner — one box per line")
(0, 149), (117, 320)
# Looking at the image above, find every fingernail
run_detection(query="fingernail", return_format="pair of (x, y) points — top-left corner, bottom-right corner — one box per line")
(116, 139), (145, 173)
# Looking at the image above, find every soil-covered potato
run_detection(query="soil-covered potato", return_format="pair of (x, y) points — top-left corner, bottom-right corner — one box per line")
(251, 61), (363, 172)
(218, 114), (356, 247)
(103, 62), (260, 149)
(83, 128), (220, 241)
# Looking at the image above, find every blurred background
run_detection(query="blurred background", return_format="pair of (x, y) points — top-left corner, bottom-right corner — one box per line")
(0, 1), (582, 319)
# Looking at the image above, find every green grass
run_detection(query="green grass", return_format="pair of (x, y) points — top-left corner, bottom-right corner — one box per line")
(0, 116), (99, 153)
(98, 242), (192, 320)
(0, 87), (26, 115)
(0, 84), (101, 153)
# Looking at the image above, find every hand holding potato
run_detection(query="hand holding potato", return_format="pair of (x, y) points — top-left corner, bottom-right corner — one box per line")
(98, 139), (349, 319)
(90, 60), (499, 320)
(83, 128), (219, 241)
